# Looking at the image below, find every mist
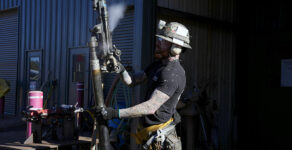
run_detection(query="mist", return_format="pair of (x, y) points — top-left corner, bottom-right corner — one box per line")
(108, 3), (127, 32)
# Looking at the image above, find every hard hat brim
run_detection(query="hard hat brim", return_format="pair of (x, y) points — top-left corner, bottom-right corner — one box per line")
(156, 34), (192, 49)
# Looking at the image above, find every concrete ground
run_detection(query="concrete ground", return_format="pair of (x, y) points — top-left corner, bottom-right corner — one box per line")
(0, 115), (92, 150)
(0, 116), (27, 145)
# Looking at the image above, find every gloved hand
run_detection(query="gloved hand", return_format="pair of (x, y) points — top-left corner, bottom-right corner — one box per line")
(95, 106), (119, 120)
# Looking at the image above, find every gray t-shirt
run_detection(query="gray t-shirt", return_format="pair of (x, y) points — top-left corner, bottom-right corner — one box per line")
(143, 60), (186, 126)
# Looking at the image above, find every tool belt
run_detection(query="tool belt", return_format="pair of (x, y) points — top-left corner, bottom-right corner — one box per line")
(132, 117), (181, 150)
(142, 124), (177, 150)
(133, 118), (174, 144)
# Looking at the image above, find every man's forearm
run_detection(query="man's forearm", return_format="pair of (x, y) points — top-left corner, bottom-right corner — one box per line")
(119, 89), (169, 118)
(119, 100), (156, 118)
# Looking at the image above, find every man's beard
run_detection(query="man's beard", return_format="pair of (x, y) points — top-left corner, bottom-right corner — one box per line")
(154, 50), (169, 60)
(154, 53), (163, 59)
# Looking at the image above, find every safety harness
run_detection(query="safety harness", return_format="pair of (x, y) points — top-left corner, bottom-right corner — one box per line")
(142, 124), (176, 150)
(133, 118), (174, 145)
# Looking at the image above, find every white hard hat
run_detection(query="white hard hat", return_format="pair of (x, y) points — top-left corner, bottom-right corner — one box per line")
(156, 21), (192, 49)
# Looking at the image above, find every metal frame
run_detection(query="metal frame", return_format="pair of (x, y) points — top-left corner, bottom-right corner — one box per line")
(66, 47), (90, 107)
(23, 49), (44, 108)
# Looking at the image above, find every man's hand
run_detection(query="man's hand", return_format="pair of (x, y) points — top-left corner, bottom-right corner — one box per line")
(95, 106), (119, 120)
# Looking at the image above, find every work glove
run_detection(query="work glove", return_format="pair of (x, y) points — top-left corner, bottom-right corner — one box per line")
(95, 106), (119, 120)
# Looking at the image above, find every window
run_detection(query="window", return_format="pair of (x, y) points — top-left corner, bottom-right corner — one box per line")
(29, 57), (40, 81)
(72, 54), (85, 82)
(27, 51), (42, 90)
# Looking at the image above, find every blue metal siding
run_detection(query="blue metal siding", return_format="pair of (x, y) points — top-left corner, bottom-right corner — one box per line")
(0, 0), (19, 10)
(108, 0), (134, 5)
(59, 0), (70, 102)
(0, 9), (19, 115)
(103, 9), (134, 108)
(0, 0), (21, 115)
(1, 0), (137, 110)
(15, 0), (96, 106)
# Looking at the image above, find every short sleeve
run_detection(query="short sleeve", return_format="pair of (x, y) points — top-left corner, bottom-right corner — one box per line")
(156, 70), (178, 97)
(144, 61), (161, 77)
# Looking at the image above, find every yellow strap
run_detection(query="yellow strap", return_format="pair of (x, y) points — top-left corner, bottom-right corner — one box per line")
(132, 118), (174, 144)
(85, 110), (95, 121)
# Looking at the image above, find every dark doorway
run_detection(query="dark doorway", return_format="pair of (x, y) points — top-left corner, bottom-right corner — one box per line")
(68, 48), (89, 108)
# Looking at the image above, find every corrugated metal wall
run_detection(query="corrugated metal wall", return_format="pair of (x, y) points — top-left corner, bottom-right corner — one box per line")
(0, 9), (19, 115)
(158, 0), (236, 23)
(26, 0), (134, 108)
(0, 0), (136, 113)
(18, 0), (96, 108)
(0, 0), (20, 115)
(0, 0), (19, 10)
(103, 9), (134, 108)
(113, 10), (135, 66)
(158, 0), (236, 150)
(0, 0), (237, 149)
(108, 0), (134, 5)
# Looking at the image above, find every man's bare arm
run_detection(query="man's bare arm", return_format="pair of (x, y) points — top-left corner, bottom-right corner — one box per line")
(120, 71), (147, 87)
(119, 89), (169, 118)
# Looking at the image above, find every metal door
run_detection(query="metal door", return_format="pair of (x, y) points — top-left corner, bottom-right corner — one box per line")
(0, 9), (19, 115)
(68, 48), (89, 108)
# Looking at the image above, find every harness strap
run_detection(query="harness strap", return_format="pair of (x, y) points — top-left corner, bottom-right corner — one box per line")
(143, 124), (176, 149)
(133, 118), (174, 144)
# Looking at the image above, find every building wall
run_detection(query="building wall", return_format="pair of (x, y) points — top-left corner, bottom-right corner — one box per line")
(244, 1), (292, 150)
(157, 0), (236, 149)
(0, 0), (20, 115)
(0, 0), (138, 114)
(1, 1), (237, 150)
(0, 8), (19, 115)
(158, 0), (236, 23)
(0, 0), (19, 10)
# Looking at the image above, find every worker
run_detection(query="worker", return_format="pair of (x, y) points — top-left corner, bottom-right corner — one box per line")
(97, 21), (192, 150)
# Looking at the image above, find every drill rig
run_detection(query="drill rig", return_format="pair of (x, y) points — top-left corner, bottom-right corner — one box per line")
(88, 0), (123, 149)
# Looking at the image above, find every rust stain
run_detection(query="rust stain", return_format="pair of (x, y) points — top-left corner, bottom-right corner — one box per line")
(93, 70), (101, 75)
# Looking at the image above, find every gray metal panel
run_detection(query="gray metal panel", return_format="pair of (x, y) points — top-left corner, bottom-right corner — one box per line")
(0, 9), (19, 115)
(103, 10), (134, 107)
